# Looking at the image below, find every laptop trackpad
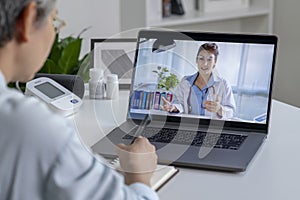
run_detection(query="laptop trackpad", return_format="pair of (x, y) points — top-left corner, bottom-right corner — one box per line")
(155, 143), (194, 165)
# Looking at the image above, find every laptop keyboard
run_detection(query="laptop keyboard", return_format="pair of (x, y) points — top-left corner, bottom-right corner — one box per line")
(123, 127), (247, 150)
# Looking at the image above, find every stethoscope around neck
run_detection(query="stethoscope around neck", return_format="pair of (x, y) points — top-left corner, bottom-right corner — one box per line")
(187, 84), (216, 113)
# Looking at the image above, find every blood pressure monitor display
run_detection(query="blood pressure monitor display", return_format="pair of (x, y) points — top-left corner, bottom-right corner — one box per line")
(26, 77), (82, 117)
(35, 82), (65, 99)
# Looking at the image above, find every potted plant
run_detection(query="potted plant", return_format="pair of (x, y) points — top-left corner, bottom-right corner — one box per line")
(38, 28), (91, 82)
(152, 66), (179, 91)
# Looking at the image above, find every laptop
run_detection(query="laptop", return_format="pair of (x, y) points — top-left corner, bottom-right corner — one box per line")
(92, 30), (277, 172)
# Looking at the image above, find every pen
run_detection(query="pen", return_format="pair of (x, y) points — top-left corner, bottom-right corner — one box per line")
(130, 114), (150, 144)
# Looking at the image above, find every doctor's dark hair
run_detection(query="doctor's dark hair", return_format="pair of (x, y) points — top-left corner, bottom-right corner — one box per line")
(196, 43), (219, 62)
(0, 0), (56, 47)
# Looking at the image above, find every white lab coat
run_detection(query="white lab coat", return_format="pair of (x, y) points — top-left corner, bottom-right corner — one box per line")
(172, 71), (236, 119)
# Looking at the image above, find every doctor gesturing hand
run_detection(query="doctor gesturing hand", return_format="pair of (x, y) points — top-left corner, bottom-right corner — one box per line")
(161, 97), (178, 113)
(204, 95), (223, 116)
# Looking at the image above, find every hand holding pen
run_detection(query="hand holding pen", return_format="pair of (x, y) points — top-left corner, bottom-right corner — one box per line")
(130, 114), (150, 144)
(116, 114), (157, 186)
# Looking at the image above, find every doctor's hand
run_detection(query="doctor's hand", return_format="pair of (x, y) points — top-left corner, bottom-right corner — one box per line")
(204, 95), (222, 116)
(161, 97), (178, 113)
(116, 136), (157, 187)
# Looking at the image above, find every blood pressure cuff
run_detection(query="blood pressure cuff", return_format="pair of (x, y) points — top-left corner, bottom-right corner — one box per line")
(34, 73), (85, 99)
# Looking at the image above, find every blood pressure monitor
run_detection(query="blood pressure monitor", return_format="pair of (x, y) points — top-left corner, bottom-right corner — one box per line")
(25, 77), (82, 117)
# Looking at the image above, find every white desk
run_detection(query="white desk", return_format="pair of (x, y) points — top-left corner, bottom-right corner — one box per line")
(72, 91), (300, 200)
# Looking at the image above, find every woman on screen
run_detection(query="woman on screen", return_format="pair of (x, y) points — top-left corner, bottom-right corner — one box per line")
(162, 43), (236, 119)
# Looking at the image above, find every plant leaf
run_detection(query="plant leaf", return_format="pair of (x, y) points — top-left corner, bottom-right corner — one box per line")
(57, 36), (77, 50)
(39, 59), (63, 74)
(58, 39), (82, 74)
(78, 26), (92, 38)
(48, 34), (62, 65)
(77, 53), (91, 82)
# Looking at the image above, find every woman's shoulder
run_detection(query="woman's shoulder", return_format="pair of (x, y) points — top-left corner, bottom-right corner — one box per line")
(212, 74), (232, 92)
(0, 88), (74, 149)
(213, 71), (230, 84)
(181, 73), (198, 84)
(0, 88), (53, 121)
(178, 76), (191, 87)
(183, 72), (198, 80)
(0, 88), (76, 172)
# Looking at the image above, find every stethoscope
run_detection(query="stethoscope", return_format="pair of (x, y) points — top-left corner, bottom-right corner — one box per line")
(187, 84), (216, 113)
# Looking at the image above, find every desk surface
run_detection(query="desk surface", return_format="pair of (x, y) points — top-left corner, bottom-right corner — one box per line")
(71, 91), (300, 200)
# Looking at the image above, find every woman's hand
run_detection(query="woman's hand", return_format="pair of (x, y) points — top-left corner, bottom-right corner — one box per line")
(204, 95), (222, 116)
(161, 97), (178, 112)
(117, 136), (157, 186)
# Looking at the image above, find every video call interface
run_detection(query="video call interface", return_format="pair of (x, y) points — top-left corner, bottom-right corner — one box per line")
(129, 37), (275, 124)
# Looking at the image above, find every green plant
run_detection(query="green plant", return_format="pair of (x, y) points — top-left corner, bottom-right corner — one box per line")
(38, 29), (90, 82)
(152, 66), (179, 91)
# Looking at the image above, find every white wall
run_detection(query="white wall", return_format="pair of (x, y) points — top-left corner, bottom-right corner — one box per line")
(273, 0), (300, 108)
(57, 0), (121, 57)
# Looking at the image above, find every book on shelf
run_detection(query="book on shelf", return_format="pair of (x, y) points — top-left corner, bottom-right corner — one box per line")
(167, 92), (173, 102)
(131, 90), (173, 111)
(109, 158), (179, 191)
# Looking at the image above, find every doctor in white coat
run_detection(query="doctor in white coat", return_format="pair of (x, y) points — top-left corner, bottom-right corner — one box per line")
(162, 43), (236, 119)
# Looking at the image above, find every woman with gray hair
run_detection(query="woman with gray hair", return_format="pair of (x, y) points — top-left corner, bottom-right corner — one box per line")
(0, 1), (158, 199)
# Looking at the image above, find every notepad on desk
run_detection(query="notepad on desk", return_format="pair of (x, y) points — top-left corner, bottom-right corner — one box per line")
(109, 158), (179, 191)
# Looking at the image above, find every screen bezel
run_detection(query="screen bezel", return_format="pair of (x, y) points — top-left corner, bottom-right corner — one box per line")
(127, 30), (278, 133)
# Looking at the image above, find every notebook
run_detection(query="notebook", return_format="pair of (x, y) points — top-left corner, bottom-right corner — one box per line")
(92, 30), (277, 172)
(109, 158), (179, 191)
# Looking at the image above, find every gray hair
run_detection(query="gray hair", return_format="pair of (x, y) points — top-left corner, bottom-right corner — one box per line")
(0, 0), (56, 47)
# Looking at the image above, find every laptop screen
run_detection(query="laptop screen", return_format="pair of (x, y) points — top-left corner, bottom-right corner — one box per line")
(128, 30), (277, 130)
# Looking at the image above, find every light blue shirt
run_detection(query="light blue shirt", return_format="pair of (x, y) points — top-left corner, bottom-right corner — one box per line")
(186, 72), (215, 115)
(0, 71), (159, 200)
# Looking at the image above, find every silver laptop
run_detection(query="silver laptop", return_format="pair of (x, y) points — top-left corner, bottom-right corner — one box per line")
(92, 30), (277, 172)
